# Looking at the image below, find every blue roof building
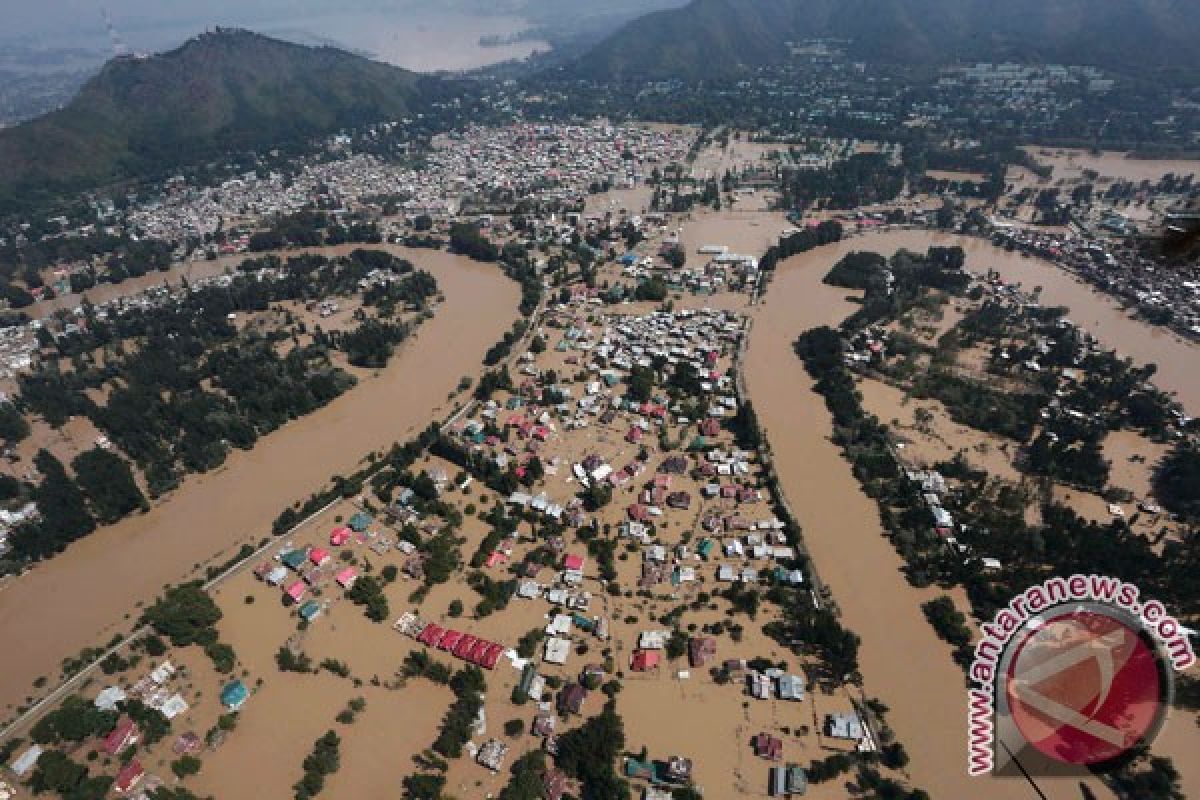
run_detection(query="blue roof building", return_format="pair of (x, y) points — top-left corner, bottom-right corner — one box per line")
(220, 680), (249, 711)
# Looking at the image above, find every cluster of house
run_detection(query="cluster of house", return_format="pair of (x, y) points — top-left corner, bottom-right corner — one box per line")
(616, 239), (761, 296)
(253, 513), (387, 620)
(7, 661), (206, 797)
(124, 121), (695, 245)
(991, 218), (1200, 341)
(393, 612), (507, 671)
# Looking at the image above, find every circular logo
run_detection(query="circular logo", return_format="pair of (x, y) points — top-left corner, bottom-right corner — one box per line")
(1003, 605), (1169, 766)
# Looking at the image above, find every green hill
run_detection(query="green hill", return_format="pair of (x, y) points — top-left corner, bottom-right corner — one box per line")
(0, 29), (424, 212)
(571, 0), (1200, 81)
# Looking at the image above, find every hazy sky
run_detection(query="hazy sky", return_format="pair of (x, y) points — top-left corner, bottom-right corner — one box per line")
(3, 0), (686, 72)
(4, 0), (676, 42)
(7, 1), (437, 42)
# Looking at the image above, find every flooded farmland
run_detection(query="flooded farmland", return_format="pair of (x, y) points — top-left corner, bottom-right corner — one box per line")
(0, 247), (518, 718)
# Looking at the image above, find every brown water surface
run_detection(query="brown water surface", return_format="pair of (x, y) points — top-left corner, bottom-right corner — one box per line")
(0, 247), (517, 716)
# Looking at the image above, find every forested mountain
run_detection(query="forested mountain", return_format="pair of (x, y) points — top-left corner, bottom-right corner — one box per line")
(0, 29), (425, 212)
(571, 0), (1200, 81)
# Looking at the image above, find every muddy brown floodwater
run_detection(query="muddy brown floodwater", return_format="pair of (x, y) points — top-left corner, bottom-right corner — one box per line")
(741, 227), (1200, 799)
(843, 230), (1200, 414)
(0, 247), (517, 716)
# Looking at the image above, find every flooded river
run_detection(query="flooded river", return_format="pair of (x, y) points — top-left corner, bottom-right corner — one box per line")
(837, 230), (1199, 413)
(0, 247), (517, 716)
(744, 235), (1094, 799)
(729, 221), (1200, 799)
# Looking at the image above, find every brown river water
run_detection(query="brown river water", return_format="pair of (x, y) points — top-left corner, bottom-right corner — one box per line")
(736, 224), (1199, 799)
(3, 220), (1197, 797)
(0, 246), (517, 716)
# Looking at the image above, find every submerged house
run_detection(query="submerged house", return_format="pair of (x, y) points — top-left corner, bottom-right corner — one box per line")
(220, 680), (249, 711)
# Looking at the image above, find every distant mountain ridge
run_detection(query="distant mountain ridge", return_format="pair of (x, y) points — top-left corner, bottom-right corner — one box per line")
(571, 0), (1200, 81)
(0, 29), (424, 212)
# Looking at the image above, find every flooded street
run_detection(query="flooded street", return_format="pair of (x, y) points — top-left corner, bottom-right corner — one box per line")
(0, 247), (518, 716)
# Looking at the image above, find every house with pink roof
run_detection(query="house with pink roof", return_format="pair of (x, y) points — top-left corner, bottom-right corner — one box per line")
(284, 581), (306, 603)
(563, 554), (585, 571)
(329, 526), (352, 546)
(308, 547), (331, 566)
(335, 567), (358, 589)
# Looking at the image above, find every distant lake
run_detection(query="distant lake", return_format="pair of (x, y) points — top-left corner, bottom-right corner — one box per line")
(255, 9), (549, 72)
(5, 7), (549, 74)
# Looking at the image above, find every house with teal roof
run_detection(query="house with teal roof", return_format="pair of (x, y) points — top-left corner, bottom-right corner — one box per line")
(348, 512), (373, 532)
(220, 680), (249, 711)
(299, 600), (322, 623)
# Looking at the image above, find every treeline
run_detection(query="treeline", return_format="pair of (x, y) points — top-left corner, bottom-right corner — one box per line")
(294, 730), (341, 800)
(912, 369), (1041, 442)
(248, 210), (382, 251)
(781, 153), (904, 210)
(12, 250), (436, 533)
(759, 220), (843, 274)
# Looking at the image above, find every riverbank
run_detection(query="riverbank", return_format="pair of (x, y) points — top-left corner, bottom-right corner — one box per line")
(744, 240), (1118, 799)
(0, 246), (518, 718)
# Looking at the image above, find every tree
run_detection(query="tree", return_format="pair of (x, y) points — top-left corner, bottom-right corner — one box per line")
(9, 449), (96, 561)
(171, 755), (203, 779)
(1154, 445), (1200, 521)
(31, 696), (116, 745)
(626, 366), (655, 403)
(143, 583), (223, 646)
(555, 704), (630, 800)
(72, 447), (148, 523)
(0, 402), (30, 444)
(347, 575), (389, 622)
(27, 750), (82, 792)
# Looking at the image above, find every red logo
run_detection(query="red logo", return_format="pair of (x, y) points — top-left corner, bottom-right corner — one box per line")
(1004, 608), (1166, 766)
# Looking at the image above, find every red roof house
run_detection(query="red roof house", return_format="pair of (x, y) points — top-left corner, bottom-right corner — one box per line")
(329, 526), (352, 546)
(543, 768), (569, 800)
(480, 643), (503, 669)
(102, 718), (139, 756)
(438, 629), (463, 652)
(467, 638), (491, 664)
(630, 650), (661, 672)
(114, 760), (145, 794)
(563, 554), (585, 571)
(454, 634), (479, 660)
(418, 624), (445, 646)
(753, 732), (783, 761)
(308, 547), (331, 566)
